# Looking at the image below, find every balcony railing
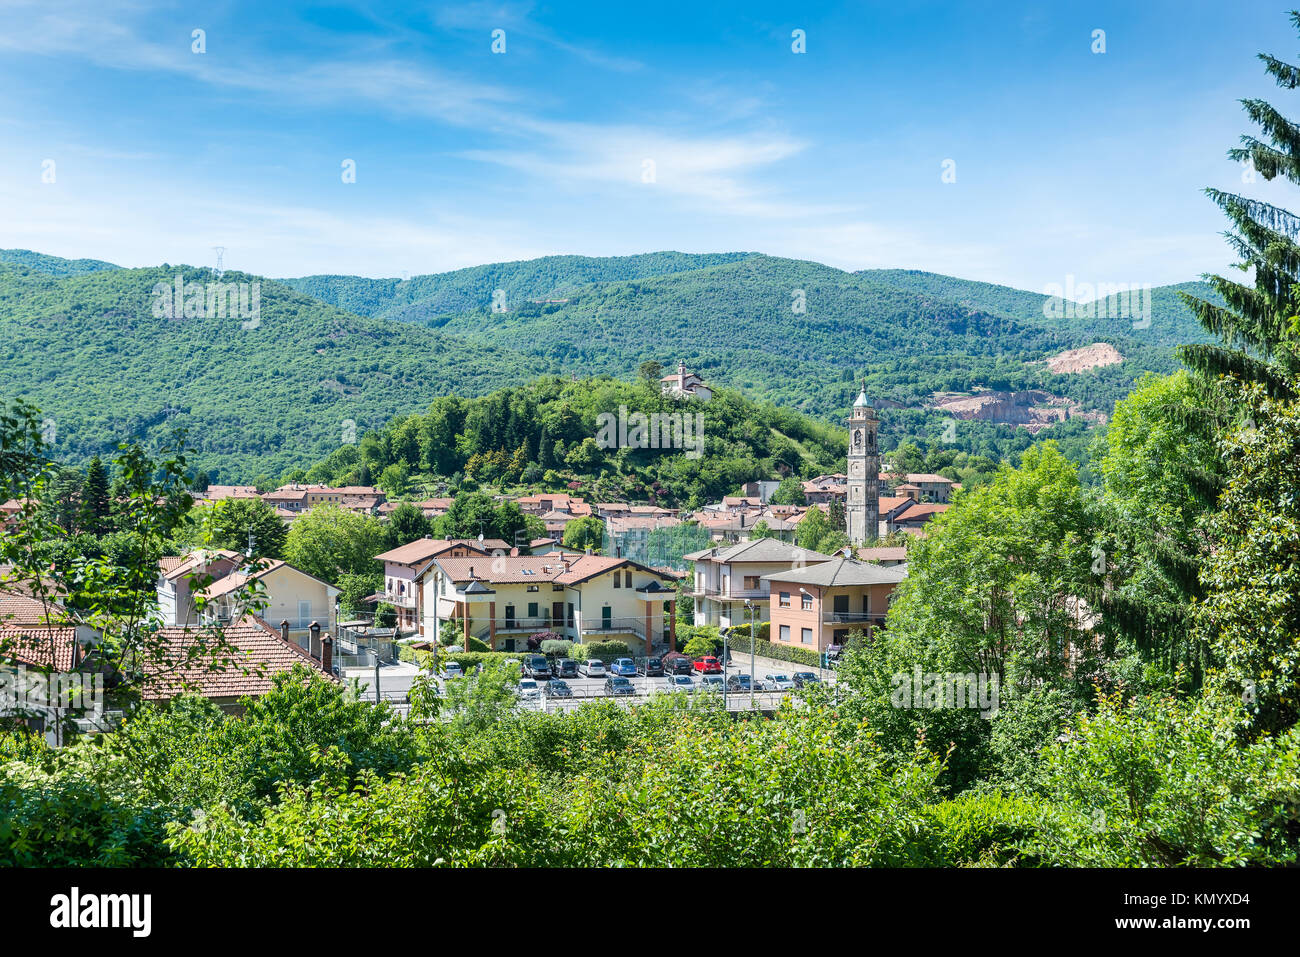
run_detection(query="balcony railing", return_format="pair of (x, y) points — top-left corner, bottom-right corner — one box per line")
(823, 611), (887, 625)
(579, 617), (648, 639)
(689, 587), (768, 601)
(383, 592), (417, 609)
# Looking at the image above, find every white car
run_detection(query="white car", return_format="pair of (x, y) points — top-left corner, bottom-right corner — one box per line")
(517, 678), (541, 699)
(665, 674), (696, 693)
(764, 674), (796, 691)
(443, 662), (464, 679)
(581, 659), (606, 678)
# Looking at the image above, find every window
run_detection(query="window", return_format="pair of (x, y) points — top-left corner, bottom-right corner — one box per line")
(779, 592), (790, 607)
(744, 575), (760, 590)
(553, 584), (564, 592)
(801, 628), (813, 645)
(801, 593), (813, 610)
(614, 574), (621, 589)
(527, 602), (538, 618)
(526, 584), (539, 592)
(625, 569), (632, 588)
(779, 624), (791, 642)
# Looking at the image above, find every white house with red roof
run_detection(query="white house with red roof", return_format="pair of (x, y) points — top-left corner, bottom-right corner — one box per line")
(417, 553), (679, 654)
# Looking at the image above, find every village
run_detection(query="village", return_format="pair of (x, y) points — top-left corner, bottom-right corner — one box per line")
(0, 367), (963, 732)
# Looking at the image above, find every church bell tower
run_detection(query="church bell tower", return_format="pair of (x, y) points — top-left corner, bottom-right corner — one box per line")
(846, 387), (880, 545)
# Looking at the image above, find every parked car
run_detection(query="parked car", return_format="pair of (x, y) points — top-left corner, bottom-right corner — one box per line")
(442, 662), (463, 679)
(701, 674), (725, 692)
(544, 679), (573, 698)
(517, 678), (541, 699)
(639, 657), (664, 677)
(764, 674), (796, 691)
(523, 655), (551, 679)
(665, 657), (694, 676)
(610, 657), (638, 677)
(692, 656), (723, 674)
(604, 676), (636, 696)
(665, 674), (696, 693)
(792, 672), (820, 688)
(726, 673), (753, 692)
(580, 659), (606, 678)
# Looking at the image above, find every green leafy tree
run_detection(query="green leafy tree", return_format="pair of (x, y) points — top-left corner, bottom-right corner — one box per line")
(283, 504), (387, 583)
(770, 476), (806, 506)
(562, 516), (605, 552)
(208, 497), (288, 559)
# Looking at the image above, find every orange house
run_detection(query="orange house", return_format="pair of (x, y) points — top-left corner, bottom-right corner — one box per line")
(763, 557), (907, 654)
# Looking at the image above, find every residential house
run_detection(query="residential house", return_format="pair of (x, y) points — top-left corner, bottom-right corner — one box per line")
(157, 549), (246, 628)
(685, 538), (835, 629)
(898, 474), (957, 503)
(141, 617), (336, 711)
(195, 559), (341, 649)
(418, 554), (679, 654)
(763, 557), (908, 653)
(374, 537), (491, 635)
(856, 546), (909, 567)
(888, 502), (950, 535)
(802, 474), (847, 505)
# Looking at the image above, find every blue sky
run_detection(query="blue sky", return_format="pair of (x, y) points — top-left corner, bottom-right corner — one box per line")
(1, 0), (1297, 291)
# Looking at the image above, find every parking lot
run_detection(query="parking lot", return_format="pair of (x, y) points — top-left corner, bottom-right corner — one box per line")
(444, 657), (838, 713)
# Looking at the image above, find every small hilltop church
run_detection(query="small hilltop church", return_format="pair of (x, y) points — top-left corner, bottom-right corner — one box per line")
(846, 388), (881, 545)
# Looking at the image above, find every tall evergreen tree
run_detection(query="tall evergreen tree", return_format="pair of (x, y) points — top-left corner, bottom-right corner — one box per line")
(1181, 11), (1300, 396)
(81, 456), (111, 535)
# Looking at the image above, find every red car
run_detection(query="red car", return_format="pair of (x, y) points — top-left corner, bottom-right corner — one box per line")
(692, 656), (723, 674)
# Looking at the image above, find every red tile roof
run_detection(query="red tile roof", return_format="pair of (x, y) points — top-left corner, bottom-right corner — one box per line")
(141, 617), (334, 701)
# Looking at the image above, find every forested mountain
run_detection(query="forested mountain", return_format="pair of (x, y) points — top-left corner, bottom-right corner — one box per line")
(281, 252), (760, 323)
(0, 249), (119, 278)
(0, 263), (546, 482)
(286, 253), (1217, 419)
(0, 248), (1217, 483)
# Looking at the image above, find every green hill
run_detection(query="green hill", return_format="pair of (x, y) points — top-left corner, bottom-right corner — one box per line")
(311, 253), (1214, 417)
(0, 263), (545, 482)
(280, 251), (760, 324)
(1, 248), (1221, 484)
(302, 374), (847, 508)
(0, 249), (119, 278)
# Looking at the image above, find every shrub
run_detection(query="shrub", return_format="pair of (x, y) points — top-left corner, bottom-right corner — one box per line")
(580, 640), (633, 663)
(924, 791), (1041, 866)
(540, 640), (574, 658)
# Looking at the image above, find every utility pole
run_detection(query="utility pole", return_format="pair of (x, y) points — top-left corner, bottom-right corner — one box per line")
(722, 629), (729, 712)
(745, 599), (756, 710)
(212, 246), (225, 278)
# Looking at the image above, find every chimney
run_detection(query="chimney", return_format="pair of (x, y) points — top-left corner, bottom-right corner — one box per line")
(562, 559), (571, 572)
(280, 619), (290, 643)
(309, 621), (321, 659)
(321, 633), (333, 673)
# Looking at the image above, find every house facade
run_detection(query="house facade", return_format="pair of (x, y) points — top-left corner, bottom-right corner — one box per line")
(418, 554), (678, 654)
(763, 557), (907, 653)
(685, 538), (834, 630)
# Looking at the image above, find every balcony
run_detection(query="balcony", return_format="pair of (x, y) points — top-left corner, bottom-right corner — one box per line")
(688, 586), (768, 602)
(822, 611), (887, 626)
(384, 592), (417, 610)
(579, 617), (648, 640)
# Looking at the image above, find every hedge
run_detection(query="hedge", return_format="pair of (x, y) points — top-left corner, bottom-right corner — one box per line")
(404, 648), (527, 671)
(724, 631), (820, 669)
(571, 640), (632, 663)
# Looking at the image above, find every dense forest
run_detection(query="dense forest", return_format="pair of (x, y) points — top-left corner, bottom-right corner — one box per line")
(0, 244), (1214, 484)
(297, 372), (848, 508)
